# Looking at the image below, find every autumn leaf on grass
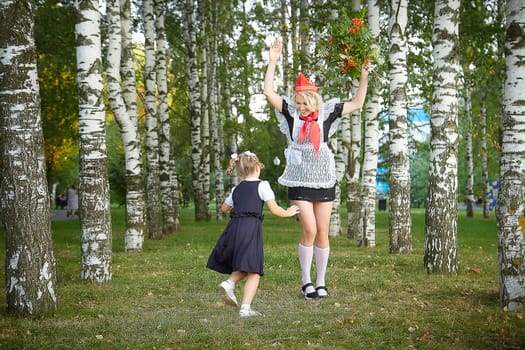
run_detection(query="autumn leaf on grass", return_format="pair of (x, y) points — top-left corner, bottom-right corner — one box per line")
(336, 317), (355, 328)
(419, 329), (433, 341)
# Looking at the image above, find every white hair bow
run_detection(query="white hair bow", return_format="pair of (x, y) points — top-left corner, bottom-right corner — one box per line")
(231, 151), (255, 161)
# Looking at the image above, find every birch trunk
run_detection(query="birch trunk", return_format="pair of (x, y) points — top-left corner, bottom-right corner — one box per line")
(497, 0), (525, 312)
(329, 133), (344, 237)
(480, 99), (489, 218)
(464, 86), (475, 217)
(107, 0), (145, 251)
(169, 152), (181, 232)
(388, 0), (412, 253)
(224, 66), (238, 185)
(199, 1), (211, 221)
(155, 0), (176, 234)
(346, 0), (362, 241)
(1, 0), (58, 316)
(424, 0), (460, 274)
(183, 0), (207, 221)
(209, 8), (226, 220)
(279, 0), (290, 90)
(144, 0), (162, 238)
(358, 0), (382, 248)
(75, 0), (112, 282)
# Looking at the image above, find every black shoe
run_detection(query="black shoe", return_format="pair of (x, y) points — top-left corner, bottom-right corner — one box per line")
(302, 283), (319, 300)
(316, 286), (329, 298)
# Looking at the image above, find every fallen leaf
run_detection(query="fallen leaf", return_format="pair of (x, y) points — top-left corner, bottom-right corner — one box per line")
(419, 329), (432, 341)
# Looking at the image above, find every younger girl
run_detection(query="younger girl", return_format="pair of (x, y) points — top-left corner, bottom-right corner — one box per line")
(207, 151), (300, 317)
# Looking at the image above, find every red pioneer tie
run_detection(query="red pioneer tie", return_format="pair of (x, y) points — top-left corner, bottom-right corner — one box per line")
(297, 110), (320, 156)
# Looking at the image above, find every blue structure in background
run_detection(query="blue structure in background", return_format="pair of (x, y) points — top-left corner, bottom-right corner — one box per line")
(375, 108), (430, 196)
(487, 180), (499, 211)
(376, 166), (389, 196)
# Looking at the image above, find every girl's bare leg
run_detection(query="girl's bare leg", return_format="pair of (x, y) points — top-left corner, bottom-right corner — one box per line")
(241, 272), (260, 305)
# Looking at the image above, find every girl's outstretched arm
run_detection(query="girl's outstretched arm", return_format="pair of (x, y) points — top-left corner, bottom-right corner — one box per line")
(342, 66), (370, 115)
(266, 199), (300, 218)
(221, 202), (232, 213)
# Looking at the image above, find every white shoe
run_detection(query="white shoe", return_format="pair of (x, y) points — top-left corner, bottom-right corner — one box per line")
(219, 281), (238, 307)
(239, 308), (262, 318)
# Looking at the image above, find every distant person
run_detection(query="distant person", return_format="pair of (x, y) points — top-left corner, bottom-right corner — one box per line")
(66, 185), (78, 217)
(207, 151), (300, 318)
(476, 196), (483, 206)
(60, 194), (67, 209)
(55, 194), (61, 209)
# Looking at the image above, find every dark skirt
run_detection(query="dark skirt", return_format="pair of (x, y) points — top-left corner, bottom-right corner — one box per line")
(206, 216), (264, 276)
(288, 186), (336, 202)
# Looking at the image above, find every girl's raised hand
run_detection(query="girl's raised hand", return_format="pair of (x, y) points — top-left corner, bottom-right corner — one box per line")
(269, 39), (282, 61)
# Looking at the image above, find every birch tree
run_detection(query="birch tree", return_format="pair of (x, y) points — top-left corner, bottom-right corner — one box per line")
(424, 0), (460, 274)
(210, 2), (226, 220)
(155, 0), (177, 234)
(0, 0), (58, 316)
(480, 99), (489, 218)
(198, 0), (211, 221)
(183, 0), (209, 221)
(357, 0), (382, 248)
(144, 0), (163, 237)
(388, 0), (412, 253)
(74, 0), (112, 282)
(497, 0), (525, 312)
(464, 86), (475, 217)
(459, 0), (506, 219)
(325, 2), (353, 238)
(107, 0), (145, 251)
(346, 0), (363, 241)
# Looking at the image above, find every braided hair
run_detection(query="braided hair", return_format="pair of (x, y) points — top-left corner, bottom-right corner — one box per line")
(226, 151), (265, 179)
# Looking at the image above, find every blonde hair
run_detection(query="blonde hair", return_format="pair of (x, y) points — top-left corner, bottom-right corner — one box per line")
(226, 151), (265, 178)
(294, 91), (324, 111)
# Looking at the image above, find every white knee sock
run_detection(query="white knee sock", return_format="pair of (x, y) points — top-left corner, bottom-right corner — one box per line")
(314, 245), (330, 287)
(298, 244), (314, 287)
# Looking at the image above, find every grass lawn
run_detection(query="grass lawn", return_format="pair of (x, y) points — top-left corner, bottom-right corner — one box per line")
(1, 206), (524, 349)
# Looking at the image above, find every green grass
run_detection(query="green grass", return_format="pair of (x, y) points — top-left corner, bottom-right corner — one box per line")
(1, 207), (524, 349)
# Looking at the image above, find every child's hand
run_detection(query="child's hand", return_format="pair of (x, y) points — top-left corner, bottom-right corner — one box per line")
(286, 205), (300, 217)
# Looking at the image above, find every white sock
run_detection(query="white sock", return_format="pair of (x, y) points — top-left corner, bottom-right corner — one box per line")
(314, 245), (330, 287)
(298, 244), (314, 290)
(240, 304), (250, 310)
(225, 279), (235, 288)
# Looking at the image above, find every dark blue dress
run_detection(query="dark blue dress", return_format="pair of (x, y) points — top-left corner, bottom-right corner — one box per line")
(206, 180), (265, 276)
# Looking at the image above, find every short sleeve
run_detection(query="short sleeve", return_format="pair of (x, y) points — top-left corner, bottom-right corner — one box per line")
(224, 187), (235, 206)
(275, 96), (296, 142)
(323, 98), (343, 138)
(258, 181), (275, 202)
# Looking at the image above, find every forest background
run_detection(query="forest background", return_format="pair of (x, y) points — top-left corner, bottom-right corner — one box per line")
(35, 0), (501, 213)
(1, 0), (524, 326)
